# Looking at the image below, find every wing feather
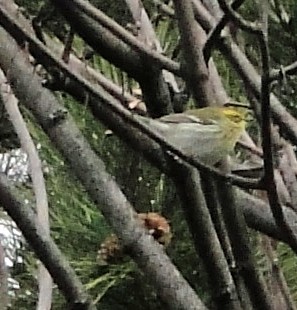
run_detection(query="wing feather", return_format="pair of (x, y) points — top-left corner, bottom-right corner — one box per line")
(158, 113), (216, 125)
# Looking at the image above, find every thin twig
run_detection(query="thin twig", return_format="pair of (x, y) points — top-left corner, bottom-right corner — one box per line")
(259, 23), (297, 253)
(204, 0), (246, 62)
(61, 27), (74, 63)
(217, 0), (261, 34)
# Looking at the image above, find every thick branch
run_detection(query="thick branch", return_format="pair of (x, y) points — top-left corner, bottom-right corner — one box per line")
(61, 0), (178, 73)
(217, 182), (272, 309)
(125, 0), (179, 92)
(49, 0), (173, 116)
(0, 27), (206, 310)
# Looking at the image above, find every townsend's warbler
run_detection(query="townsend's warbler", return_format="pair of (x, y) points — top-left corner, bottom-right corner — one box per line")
(139, 106), (248, 165)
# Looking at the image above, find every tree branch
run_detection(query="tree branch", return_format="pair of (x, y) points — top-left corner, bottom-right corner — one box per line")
(193, 1), (297, 148)
(0, 26), (206, 310)
(125, 0), (179, 92)
(204, 0), (245, 62)
(217, 181), (272, 309)
(0, 5), (260, 189)
(269, 61), (297, 82)
(217, 0), (261, 34)
(0, 173), (95, 310)
(50, 0), (174, 116)
(50, 0), (180, 75)
(258, 25), (297, 253)
(0, 71), (53, 310)
(173, 165), (241, 309)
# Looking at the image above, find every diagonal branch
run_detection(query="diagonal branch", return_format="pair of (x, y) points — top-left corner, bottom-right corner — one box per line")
(172, 0), (213, 106)
(217, 0), (261, 34)
(0, 27), (207, 310)
(50, 0), (174, 116)
(204, 0), (245, 62)
(0, 5), (260, 189)
(50, 0), (180, 75)
(0, 71), (52, 310)
(259, 27), (297, 253)
(173, 165), (241, 309)
(125, 0), (179, 92)
(216, 181), (273, 309)
(0, 173), (96, 310)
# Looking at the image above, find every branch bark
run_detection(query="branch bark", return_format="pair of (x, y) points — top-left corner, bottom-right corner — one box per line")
(173, 0), (214, 106)
(0, 26), (206, 310)
(0, 70), (52, 310)
(173, 165), (240, 309)
(0, 173), (95, 310)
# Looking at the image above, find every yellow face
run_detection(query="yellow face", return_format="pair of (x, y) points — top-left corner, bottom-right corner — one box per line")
(222, 107), (249, 126)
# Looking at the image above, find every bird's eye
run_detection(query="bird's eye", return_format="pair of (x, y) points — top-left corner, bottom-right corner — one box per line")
(230, 115), (242, 123)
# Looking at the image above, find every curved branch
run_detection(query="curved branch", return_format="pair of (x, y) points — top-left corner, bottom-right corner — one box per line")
(218, 0), (261, 34)
(204, 0), (245, 62)
(193, 1), (297, 148)
(0, 72), (52, 310)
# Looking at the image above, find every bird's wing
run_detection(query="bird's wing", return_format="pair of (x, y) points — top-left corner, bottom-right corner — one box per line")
(158, 113), (216, 125)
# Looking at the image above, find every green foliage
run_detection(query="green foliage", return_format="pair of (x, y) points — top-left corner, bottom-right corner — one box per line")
(278, 242), (297, 302)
